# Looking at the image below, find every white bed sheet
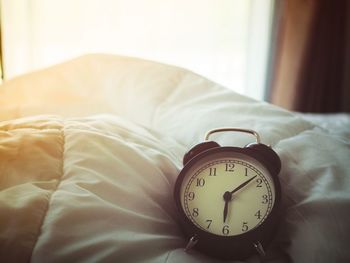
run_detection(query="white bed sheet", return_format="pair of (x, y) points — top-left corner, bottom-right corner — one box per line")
(0, 54), (349, 263)
(299, 113), (350, 140)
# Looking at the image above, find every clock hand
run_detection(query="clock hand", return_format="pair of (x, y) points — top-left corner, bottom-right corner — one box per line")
(230, 175), (257, 194)
(222, 175), (257, 223)
(223, 191), (232, 223)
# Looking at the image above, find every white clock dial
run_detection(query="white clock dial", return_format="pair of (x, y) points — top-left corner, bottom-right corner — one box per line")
(180, 152), (275, 237)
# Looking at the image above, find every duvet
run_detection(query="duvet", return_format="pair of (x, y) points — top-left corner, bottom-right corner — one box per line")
(0, 55), (349, 263)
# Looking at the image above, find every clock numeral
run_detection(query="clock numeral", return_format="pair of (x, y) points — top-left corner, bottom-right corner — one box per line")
(209, 168), (217, 176)
(262, 194), (268, 204)
(222, 225), (230, 235)
(192, 208), (199, 217)
(225, 163), (235, 172)
(187, 192), (195, 201)
(244, 168), (248, 176)
(206, 219), (212, 229)
(256, 178), (263, 187)
(255, 210), (262, 219)
(242, 222), (249, 232)
(196, 178), (205, 187)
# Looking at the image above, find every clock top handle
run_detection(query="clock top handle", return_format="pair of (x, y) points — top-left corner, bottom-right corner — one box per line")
(204, 127), (261, 144)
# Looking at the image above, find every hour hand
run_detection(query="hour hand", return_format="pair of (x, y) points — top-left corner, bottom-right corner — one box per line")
(230, 175), (257, 194)
(222, 175), (257, 223)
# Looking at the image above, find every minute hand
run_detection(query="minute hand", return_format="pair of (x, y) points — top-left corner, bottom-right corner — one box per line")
(230, 175), (257, 194)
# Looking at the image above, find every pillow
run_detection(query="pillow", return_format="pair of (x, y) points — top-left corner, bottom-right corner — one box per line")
(1, 54), (349, 262)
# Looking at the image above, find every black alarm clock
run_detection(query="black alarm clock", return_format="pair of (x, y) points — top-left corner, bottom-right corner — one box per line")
(174, 128), (281, 260)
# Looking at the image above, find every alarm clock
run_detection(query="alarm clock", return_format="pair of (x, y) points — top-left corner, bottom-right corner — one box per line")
(174, 128), (281, 260)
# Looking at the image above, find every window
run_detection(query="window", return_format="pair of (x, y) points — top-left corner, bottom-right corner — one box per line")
(1, 0), (273, 100)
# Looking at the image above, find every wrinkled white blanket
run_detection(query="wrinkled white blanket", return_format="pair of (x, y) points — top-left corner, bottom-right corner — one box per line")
(0, 55), (349, 263)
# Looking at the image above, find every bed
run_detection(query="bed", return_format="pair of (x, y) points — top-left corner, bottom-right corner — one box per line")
(0, 54), (349, 263)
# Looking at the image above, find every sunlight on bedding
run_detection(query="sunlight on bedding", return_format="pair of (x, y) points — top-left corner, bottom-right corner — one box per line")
(0, 55), (350, 262)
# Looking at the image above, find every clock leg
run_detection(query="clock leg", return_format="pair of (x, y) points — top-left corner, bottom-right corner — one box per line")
(253, 241), (266, 262)
(184, 235), (199, 252)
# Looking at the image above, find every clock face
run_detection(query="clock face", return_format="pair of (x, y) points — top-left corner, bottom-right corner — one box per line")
(179, 151), (276, 237)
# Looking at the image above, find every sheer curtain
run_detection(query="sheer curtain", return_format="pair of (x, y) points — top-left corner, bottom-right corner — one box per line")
(0, 0), (273, 100)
